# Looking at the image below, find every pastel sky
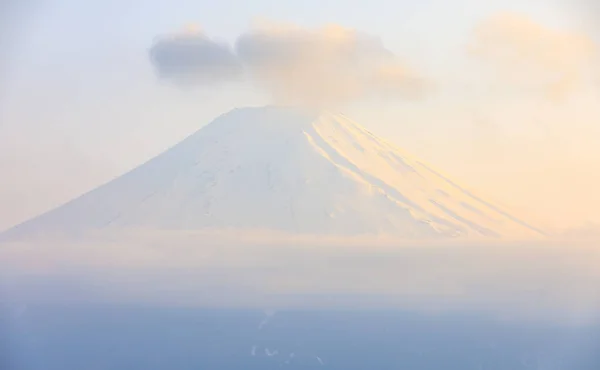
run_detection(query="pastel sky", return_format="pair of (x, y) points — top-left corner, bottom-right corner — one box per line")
(0, 0), (598, 232)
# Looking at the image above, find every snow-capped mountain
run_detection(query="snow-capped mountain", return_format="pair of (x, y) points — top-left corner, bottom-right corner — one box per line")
(1, 106), (545, 239)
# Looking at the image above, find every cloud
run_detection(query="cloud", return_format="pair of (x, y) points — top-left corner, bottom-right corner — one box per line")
(235, 21), (427, 106)
(467, 12), (598, 100)
(149, 28), (243, 87)
(149, 21), (428, 106)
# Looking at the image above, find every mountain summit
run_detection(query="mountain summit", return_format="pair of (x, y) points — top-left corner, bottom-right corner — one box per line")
(2, 106), (544, 239)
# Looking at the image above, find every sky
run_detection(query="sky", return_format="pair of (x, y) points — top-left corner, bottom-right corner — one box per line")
(0, 0), (599, 233)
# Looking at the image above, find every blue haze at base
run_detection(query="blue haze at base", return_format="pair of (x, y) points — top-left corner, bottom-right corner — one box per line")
(3, 304), (600, 370)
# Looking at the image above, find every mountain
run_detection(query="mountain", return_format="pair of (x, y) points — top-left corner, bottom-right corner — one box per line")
(1, 106), (545, 240)
(559, 223), (600, 241)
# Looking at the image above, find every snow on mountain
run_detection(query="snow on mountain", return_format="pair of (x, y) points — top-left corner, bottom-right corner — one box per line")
(1, 106), (545, 240)
(559, 223), (600, 241)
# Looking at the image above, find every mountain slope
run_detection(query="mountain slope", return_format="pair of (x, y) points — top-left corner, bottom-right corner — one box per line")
(1, 106), (545, 239)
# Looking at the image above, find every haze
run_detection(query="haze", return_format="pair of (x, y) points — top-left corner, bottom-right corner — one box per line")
(1, 0), (599, 235)
(2, 3), (600, 369)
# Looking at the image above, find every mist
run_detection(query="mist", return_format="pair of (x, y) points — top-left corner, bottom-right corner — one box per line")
(2, 233), (600, 325)
(3, 3), (600, 370)
(2, 2), (600, 235)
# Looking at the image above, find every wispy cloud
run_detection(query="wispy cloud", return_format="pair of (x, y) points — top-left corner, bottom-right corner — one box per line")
(467, 12), (598, 101)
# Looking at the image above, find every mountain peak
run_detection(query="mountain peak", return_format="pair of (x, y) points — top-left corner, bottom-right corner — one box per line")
(1, 106), (545, 240)
(208, 105), (333, 131)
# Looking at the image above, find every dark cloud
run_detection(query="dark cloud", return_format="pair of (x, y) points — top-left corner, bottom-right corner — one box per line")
(149, 31), (242, 86)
